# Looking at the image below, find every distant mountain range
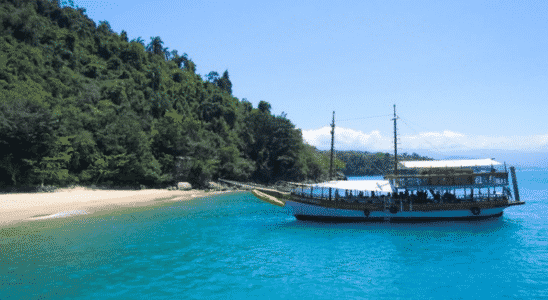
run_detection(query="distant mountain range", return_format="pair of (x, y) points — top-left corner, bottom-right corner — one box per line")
(416, 149), (548, 169)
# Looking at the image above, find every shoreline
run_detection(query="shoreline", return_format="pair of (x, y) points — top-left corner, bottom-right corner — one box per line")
(0, 186), (243, 229)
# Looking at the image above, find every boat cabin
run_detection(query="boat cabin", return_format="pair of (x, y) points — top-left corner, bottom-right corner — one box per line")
(289, 158), (518, 205)
(384, 158), (513, 203)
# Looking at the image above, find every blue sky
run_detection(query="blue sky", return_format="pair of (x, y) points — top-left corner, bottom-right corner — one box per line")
(74, 0), (548, 157)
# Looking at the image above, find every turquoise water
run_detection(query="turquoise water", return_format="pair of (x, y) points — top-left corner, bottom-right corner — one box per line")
(1, 169), (547, 299)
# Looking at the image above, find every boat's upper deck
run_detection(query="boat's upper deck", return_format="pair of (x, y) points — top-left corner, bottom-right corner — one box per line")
(385, 158), (510, 189)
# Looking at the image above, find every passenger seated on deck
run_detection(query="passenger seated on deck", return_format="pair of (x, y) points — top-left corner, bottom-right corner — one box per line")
(434, 192), (441, 202)
(410, 192), (417, 202)
(442, 192), (457, 203)
(414, 191), (423, 203)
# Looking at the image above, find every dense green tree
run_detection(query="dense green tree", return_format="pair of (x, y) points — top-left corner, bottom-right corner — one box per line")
(60, 0), (75, 7)
(170, 50), (188, 69)
(120, 30), (128, 42)
(163, 47), (171, 61)
(216, 70), (232, 94)
(0, 98), (61, 186)
(146, 36), (164, 56)
(131, 36), (145, 46)
(97, 20), (113, 35)
(258, 100), (271, 114)
(244, 107), (304, 182)
(205, 71), (219, 83)
(183, 57), (196, 73)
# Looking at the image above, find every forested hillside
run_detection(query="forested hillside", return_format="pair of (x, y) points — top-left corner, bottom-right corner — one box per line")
(0, 0), (344, 189)
(332, 151), (432, 176)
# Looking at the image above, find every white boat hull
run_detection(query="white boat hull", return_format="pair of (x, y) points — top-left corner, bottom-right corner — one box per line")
(285, 200), (506, 222)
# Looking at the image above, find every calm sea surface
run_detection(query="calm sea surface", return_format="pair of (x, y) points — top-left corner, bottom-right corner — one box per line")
(1, 169), (547, 299)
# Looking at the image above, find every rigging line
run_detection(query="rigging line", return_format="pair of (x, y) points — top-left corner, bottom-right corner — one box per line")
(398, 118), (468, 153)
(366, 137), (391, 175)
(397, 115), (444, 153)
(398, 113), (473, 151)
(331, 114), (396, 176)
(338, 114), (392, 122)
(338, 150), (388, 176)
(342, 130), (389, 175)
(331, 135), (389, 175)
(359, 152), (388, 176)
(398, 116), (441, 153)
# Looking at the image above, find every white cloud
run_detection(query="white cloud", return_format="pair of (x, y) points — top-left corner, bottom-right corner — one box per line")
(302, 126), (388, 151)
(412, 130), (465, 139)
(302, 127), (548, 153)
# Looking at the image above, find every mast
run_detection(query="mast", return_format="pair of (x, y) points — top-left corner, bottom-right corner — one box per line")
(329, 111), (335, 180)
(393, 105), (398, 176)
(329, 111), (335, 201)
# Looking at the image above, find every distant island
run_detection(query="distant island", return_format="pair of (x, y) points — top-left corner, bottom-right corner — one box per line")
(327, 150), (432, 176)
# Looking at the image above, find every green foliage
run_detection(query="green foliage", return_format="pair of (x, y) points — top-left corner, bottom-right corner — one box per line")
(89, 153), (130, 185)
(0, 97), (60, 186)
(0, 0), (336, 189)
(146, 36), (165, 57)
(299, 144), (345, 181)
(334, 150), (432, 176)
(0, 79), (51, 105)
(68, 130), (96, 174)
(31, 135), (75, 185)
(244, 109), (308, 183)
(0, 154), (22, 186)
(216, 70), (232, 94)
(258, 101), (271, 114)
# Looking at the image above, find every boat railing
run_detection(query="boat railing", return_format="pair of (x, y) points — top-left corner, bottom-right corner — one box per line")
(387, 171), (510, 189)
(290, 188), (512, 204)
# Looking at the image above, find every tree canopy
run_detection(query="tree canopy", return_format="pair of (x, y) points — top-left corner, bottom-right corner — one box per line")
(0, 0), (342, 189)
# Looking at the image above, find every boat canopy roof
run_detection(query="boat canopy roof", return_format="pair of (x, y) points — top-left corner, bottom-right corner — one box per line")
(312, 180), (393, 193)
(400, 158), (502, 169)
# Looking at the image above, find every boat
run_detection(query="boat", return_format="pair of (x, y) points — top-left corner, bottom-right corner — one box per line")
(249, 105), (525, 222)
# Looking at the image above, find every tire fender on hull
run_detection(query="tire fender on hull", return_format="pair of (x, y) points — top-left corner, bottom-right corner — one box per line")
(470, 207), (481, 216)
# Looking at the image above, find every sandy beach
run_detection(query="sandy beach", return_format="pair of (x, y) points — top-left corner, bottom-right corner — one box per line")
(0, 186), (235, 228)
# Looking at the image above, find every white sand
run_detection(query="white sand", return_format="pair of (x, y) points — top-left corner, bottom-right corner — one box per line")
(0, 187), (231, 227)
